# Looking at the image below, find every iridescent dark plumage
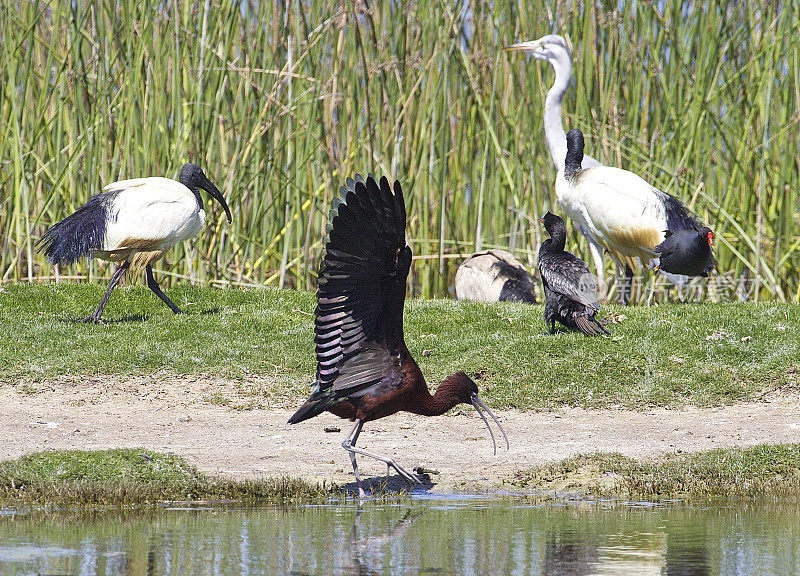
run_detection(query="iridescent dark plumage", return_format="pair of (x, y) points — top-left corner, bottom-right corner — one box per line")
(288, 174), (507, 496)
(538, 212), (609, 336)
(654, 227), (715, 277)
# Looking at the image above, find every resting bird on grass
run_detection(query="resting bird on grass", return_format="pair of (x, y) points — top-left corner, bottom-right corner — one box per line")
(538, 212), (609, 336)
(455, 249), (536, 303)
(288, 174), (508, 497)
(654, 227), (716, 277)
(37, 163), (232, 323)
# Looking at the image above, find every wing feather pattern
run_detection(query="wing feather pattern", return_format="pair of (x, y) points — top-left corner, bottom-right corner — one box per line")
(288, 174), (411, 424)
(539, 251), (600, 311)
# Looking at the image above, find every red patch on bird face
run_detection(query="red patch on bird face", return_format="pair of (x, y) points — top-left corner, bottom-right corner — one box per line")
(707, 231), (714, 247)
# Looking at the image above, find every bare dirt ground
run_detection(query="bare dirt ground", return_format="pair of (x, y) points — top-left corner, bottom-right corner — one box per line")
(2, 375), (800, 492)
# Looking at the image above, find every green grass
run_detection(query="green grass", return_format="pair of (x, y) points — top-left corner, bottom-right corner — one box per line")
(4, 444), (800, 506)
(0, 448), (334, 507)
(2, 283), (799, 409)
(0, 2), (798, 301)
(511, 444), (800, 500)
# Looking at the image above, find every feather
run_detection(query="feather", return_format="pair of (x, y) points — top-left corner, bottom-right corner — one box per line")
(37, 192), (111, 266)
(289, 174), (411, 424)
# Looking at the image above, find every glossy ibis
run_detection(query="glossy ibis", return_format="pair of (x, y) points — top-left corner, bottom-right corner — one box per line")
(288, 174), (508, 496)
(38, 163), (231, 323)
(455, 249), (536, 303)
(654, 227), (715, 277)
(539, 212), (609, 336)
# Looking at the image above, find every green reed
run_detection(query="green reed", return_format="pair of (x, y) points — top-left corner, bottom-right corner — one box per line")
(1, 1), (797, 301)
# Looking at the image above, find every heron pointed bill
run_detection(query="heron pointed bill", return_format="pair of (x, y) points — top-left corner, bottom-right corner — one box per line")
(504, 40), (541, 53)
(201, 176), (232, 224)
(470, 392), (509, 456)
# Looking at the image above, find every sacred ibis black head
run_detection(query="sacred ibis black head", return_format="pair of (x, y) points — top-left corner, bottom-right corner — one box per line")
(180, 163), (232, 224)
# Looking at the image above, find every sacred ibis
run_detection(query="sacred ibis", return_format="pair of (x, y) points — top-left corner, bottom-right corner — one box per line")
(538, 212), (609, 336)
(454, 249), (536, 303)
(556, 129), (706, 302)
(38, 163), (232, 323)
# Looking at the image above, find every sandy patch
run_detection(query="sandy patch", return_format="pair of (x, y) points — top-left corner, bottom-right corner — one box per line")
(2, 375), (799, 492)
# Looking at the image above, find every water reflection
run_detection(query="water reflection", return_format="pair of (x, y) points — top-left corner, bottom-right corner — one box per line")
(0, 498), (797, 575)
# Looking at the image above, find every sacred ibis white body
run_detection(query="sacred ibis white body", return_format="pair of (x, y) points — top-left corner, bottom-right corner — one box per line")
(454, 249), (536, 303)
(38, 163), (232, 322)
(555, 129), (705, 298)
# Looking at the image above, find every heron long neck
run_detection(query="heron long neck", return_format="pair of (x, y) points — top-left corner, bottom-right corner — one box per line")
(544, 60), (572, 172)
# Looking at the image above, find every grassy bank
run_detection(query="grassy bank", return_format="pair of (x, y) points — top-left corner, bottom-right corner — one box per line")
(1, 2), (797, 300)
(0, 449), (333, 507)
(2, 284), (799, 410)
(4, 445), (800, 507)
(511, 444), (800, 501)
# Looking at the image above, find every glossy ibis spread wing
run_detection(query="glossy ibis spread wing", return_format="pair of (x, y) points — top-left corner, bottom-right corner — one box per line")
(288, 174), (412, 423)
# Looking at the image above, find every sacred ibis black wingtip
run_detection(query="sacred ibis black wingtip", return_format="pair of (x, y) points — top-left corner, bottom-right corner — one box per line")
(37, 194), (109, 266)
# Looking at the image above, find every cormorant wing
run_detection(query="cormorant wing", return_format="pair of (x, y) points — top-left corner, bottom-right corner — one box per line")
(539, 252), (600, 311)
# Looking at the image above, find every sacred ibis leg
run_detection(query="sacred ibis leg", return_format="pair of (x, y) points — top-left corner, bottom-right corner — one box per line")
(342, 418), (420, 497)
(82, 261), (131, 324)
(144, 265), (183, 314)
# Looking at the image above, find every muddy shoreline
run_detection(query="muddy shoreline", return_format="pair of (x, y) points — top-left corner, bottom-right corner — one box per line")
(3, 375), (799, 492)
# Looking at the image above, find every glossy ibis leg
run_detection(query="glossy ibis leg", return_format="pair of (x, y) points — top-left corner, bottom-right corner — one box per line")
(342, 419), (420, 497)
(81, 260), (131, 324)
(344, 420), (365, 497)
(145, 265), (183, 314)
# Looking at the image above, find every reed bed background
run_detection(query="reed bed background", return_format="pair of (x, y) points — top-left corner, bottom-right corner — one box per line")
(1, 1), (798, 302)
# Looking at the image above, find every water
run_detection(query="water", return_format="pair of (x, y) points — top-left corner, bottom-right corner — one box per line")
(0, 495), (798, 575)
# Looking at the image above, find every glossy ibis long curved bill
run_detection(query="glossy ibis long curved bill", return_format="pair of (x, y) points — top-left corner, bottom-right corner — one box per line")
(470, 393), (509, 455)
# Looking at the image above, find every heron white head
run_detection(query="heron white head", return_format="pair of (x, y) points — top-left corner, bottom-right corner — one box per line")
(505, 34), (572, 65)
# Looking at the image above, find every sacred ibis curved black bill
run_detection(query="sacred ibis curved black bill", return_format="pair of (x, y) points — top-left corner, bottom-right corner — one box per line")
(38, 163), (232, 323)
(454, 249), (537, 304)
(556, 129), (707, 303)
